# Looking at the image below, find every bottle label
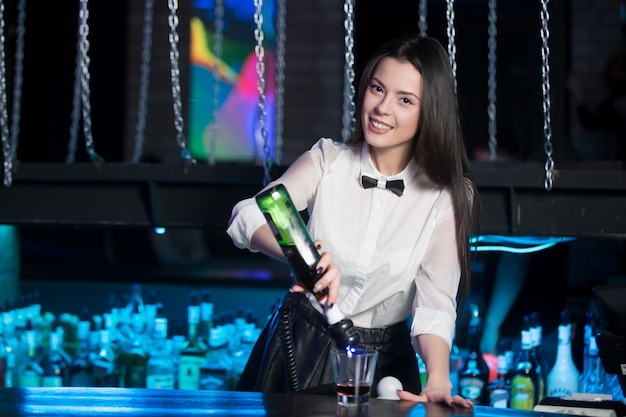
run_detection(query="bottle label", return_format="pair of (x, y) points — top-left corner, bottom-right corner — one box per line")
(123, 365), (147, 388)
(510, 375), (535, 410)
(42, 375), (63, 387)
(459, 377), (485, 401)
(146, 374), (175, 389)
(19, 373), (42, 387)
(490, 388), (510, 408)
(178, 356), (205, 390)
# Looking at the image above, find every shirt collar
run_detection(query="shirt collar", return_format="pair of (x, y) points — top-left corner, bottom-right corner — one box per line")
(359, 143), (419, 184)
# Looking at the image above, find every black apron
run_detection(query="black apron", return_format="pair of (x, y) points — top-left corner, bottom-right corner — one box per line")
(236, 292), (422, 396)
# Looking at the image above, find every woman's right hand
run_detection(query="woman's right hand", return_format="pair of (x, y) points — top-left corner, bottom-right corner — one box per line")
(290, 240), (341, 307)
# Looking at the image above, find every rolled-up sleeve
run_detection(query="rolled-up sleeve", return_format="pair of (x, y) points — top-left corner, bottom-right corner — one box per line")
(226, 197), (266, 251)
(410, 192), (460, 350)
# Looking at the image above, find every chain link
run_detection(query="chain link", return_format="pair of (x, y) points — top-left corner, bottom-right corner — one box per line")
(207, 0), (224, 165)
(540, 0), (554, 190)
(487, 0), (498, 161)
(168, 0), (195, 165)
(0, 0), (11, 186)
(274, 0), (287, 164)
(254, 0), (271, 185)
(419, 0), (428, 37)
(131, 0), (154, 164)
(341, 0), (356, 143)
(445, 0), (458, 91)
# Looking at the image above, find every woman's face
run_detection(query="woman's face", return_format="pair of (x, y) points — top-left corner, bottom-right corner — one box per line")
(361, 57), (422, 158)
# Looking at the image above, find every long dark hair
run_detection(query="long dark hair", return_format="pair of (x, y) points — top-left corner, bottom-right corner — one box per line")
(349, 35), (479, 308)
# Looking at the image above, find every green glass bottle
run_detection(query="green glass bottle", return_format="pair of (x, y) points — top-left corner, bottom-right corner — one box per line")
(255, 184), (359, 349)
(510, 316), (541, 411)
(177, 291), (208, 390)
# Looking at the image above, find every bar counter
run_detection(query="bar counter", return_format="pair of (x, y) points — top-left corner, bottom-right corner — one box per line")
(0, 387), (570, 417)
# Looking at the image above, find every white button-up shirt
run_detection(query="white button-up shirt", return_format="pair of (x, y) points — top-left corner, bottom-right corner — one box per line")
(227, 138), (460, 349)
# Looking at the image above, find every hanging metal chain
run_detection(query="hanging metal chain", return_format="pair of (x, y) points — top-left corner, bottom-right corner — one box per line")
(207, 0), (224, 165)
(341, 0), (356, 143)
(274, 0), (287, 164)
(67, 22), (83, 163)
(418, 0), (428, 37)
(487, 0), (498, 161)
(1, 0), (25, 187)
(131, 0), (154, 164)
(445, 0), (458, 91)
(0, 0), (11, 186)
(168, 0), (195, 165)
(77, 0), (103, 164)
(254, 0), (271, 185)
(540, 0), (554, 191)
(9, 0), (24, 164)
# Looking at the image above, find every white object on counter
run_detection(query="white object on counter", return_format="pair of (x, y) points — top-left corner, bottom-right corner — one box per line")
(377, 376), (403, 400)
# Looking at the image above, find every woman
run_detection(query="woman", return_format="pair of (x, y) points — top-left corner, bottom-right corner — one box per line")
(227, 35), (478, 407)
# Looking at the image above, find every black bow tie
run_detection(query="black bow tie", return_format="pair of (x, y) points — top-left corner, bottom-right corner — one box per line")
(361, 175), (405, 196)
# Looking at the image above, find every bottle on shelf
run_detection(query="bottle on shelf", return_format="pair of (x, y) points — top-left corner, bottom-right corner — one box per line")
(69, 320), (95, 387)
(488, 338), (513, 408)
(17, 325), (43, 387)
(546, 309), (580, 397)
(579, 310), (595, 389)
(255, 184), (359, 349)
(579, 331), (611, 395)
(457, 305), (490, 405)
(146, 316), (176, 389)
(199, 289), (214, 346)
(199, 317), (232, 391)
(40, 329), (71, 387)
(177, 291), (208, 390)
(3, 306), (18, 387)
(0, 312), (8, 388)
(510, 315), (542, 411)
(92, 329), (120, 387)
(529, 311), (550, 394)
(119, 321), (149, 388)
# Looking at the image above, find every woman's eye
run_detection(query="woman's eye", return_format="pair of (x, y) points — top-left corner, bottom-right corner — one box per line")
(401, 97), (413, 105)
(370, 84), (383, 92)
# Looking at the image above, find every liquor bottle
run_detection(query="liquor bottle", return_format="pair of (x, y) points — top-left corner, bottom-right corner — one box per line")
(510, 316), (542, 411)
(124, 284), (146, 340)
(92, 329), (120, 387)
(0, 314), (8, 388)
(488, 338), (513, 408)
(529, 311), (549, 401)
(579, 310), (595, 390)
(119, 321), (149, 388)
(457, 306), (490, 405)
(143, 291), (159, 339)
(199, 289), (214, 346)
(547, 309), (580, 397)
(69, 320), (95, 387)
(2, 307), (18, 387)
(489, 354), (511, 408)
(40, 330), (71, 387)
(255, 184), (359, 349)
(177, 292), (208, 390)
(579, 333), (610, 395)
(18, 328), (43, 387)
(199, 320), (232, 391)
(146, 317), (176, 389)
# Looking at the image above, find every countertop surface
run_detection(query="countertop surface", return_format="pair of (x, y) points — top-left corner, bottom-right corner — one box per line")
(0, 387), (572, 417)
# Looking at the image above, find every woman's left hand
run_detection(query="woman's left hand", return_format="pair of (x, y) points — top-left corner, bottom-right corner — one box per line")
(396, 389), (474, 408)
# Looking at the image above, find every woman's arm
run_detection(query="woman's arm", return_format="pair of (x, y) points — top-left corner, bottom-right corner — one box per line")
(397, 334), (472, 407)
